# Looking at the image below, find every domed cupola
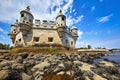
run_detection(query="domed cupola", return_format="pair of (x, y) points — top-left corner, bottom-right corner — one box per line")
(56, 10), (66, 28)
(20, 6), (34, 24)
(71, 24), (78, 43)
(56, 10), (67, 38)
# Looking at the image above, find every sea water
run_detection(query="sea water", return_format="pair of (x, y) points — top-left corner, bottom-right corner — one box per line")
(94, 52), (120, 65)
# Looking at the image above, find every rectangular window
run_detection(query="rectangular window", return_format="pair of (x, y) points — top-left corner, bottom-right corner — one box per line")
(48, 37), (53, 42)
(21, 13), (24, 17)
(71, 41), (73, 45)
(51, 26), (54, 28)
(34, 37), (39, 42)
(66, 39), (68, 43)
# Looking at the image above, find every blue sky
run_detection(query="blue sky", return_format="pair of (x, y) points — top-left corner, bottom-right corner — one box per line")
(0, 0), (120, 49)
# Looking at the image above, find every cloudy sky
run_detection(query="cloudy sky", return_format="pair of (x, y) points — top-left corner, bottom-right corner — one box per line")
(0, 0), (120, 49)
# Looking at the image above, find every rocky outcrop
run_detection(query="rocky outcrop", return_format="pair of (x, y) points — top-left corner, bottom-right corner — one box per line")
(0, 52), (119, 80)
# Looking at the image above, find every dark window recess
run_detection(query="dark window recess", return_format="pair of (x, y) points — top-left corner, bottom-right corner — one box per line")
(21, 13), (24, 17)
(66, 39), (68, 43)
(51, 26), (54, 28)
(62, 17), (64, 21)
(34, 37), (39, 42)
(19, 39), (21, 42)
(71, 41), (73, 45)
(16, 41), (18, 44)
(29, 19), (31, 22)
(48, 37), (53, 42)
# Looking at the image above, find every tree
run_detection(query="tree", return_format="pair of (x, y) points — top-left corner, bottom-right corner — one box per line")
(88, 45), (92, 49)
(0, 43), (10, 50)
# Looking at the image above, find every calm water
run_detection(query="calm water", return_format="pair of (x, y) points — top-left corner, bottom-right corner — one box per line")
(94, 52), (120, 65)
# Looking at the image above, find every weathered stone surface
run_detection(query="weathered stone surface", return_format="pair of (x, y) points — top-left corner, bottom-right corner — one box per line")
(57, 71), (65, 75)
(93, 74), (107, 80)
(19, 52), (28, 59)
(0, 70), (8, 80)
(22, 72), (31, 80)
(31, 61), (50, 72)
(12, 63), (24, 71)
(0, 60), (13, 69)
(54, 63), (65, 73)
(0, 52), (119, 80)
(98, 61), (115, 67)
(16, 56), (23, 63)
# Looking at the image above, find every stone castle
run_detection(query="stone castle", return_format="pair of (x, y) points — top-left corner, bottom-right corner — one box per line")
(9, 6), (79, 49)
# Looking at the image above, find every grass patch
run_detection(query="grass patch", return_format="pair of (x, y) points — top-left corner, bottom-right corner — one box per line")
(9, 47), (77, 55)
(49, 47), (58, 52)
(42, 74), (75, 80)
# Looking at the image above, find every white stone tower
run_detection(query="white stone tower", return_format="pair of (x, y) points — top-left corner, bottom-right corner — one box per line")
(9, 20), (19, 43)
(19, 6), (34, 36)
(56, 10), (66, 38)
(71, 24), (78, 43)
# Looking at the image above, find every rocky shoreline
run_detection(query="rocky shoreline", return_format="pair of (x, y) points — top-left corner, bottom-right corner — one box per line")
(0, 52), (120, 80)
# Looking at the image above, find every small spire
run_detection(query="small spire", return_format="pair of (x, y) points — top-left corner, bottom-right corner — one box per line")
(16, 19), (18, 22)
(72, 24), (77, 29)
(26, 6), (30, 11)
(59, 9), (62, 13)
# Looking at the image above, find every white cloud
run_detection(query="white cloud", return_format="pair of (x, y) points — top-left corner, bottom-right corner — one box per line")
(66, 15), (84, 26)
(0, 27), (8, 34)
(0, 0), (83, 27)
(75, 15), (84, 23)
(81, 4), (85, 9)
(76, 41), (90, 48)
(75, 30), (83, 48)
(78, 30), (83, 40)
(98, 14), (113, 23)
(76, 38), (120, 49)
(0, 35), (5, 40)
(0, 27), (4, 32)
(99, 0), (103, 3)
(91, 6), (95, 11)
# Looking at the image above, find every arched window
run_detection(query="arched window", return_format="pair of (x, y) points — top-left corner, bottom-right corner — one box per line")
(21, 13), (24, 17)
(62, 17), (64, 21)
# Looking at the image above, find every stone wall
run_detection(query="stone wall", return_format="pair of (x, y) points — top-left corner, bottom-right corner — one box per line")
(26, 28), (62, 46)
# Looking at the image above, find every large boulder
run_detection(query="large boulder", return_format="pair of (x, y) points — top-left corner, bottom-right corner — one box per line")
(18, 52), (28, 59)
(98, 61), (115, 67)
(16, 56), (23, 63)
(53, 63), (65, 73)
(22, 72), (32, 80)
(0, 60), (13, 70)
(0, 70), (8, 80)
(31, 61), (50, 72)
(12, 63), (25, 71)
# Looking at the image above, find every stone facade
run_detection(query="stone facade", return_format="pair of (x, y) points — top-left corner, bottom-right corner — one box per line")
(9, 6), (79, 48)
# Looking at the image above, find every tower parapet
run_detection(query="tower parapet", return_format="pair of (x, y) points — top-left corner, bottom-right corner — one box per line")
(56, 10), (67, 38)
(71, 24), (78, 43)
(9, 20), (19, 43)
(19, 6), (34, 36)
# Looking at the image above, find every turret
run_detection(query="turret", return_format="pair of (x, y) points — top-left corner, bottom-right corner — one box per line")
(71, 24), (78, 43)
(20, 6), (33, 24)
(19, 6), (34, 36)
(56, 10), (66, 38)
(9, 20), (19, 43)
